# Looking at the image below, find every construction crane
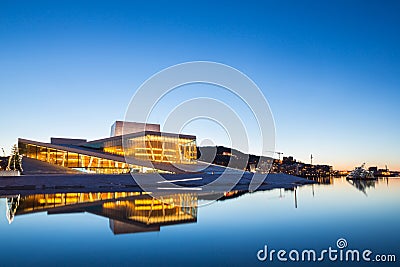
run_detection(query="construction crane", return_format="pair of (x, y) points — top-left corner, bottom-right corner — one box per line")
(265, 151), (283, 161)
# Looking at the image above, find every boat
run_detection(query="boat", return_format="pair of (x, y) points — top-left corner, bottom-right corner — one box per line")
(346, 163), (376, 180)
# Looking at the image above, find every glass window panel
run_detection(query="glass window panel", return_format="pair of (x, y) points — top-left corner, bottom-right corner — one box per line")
(48, 148), (57, 164)
(37, 146), (47, 161)
(27, 144), (37, 159)
(67, 152), (79, 168)
(56, 150), (67, 166)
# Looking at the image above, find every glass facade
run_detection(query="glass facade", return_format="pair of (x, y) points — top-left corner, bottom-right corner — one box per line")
(18, 131), (196, 174)
(85, 133), (197, 164)
(18, 140), (160, 174)
(125, 135), (197, 163)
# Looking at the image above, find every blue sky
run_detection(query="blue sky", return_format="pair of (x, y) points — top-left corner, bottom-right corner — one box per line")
(0, 0), (399, 170)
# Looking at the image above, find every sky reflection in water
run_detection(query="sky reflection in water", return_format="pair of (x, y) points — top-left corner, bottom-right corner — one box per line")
(0, 178), (399, 266)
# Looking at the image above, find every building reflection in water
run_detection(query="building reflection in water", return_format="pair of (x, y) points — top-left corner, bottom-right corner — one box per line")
(3, 187), (308, 233)
(307, 176), (334, 185)
(4, 192), (198, 235)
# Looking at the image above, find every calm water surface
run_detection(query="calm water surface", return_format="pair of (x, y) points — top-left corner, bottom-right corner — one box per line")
(0, 177), (399, 266)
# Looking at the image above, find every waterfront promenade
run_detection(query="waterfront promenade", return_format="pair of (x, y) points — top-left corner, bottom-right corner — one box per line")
(0, 172), (314, 195)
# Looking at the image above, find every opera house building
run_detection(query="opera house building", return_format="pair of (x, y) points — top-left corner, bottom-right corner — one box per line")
(18, 121), (197, 174)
